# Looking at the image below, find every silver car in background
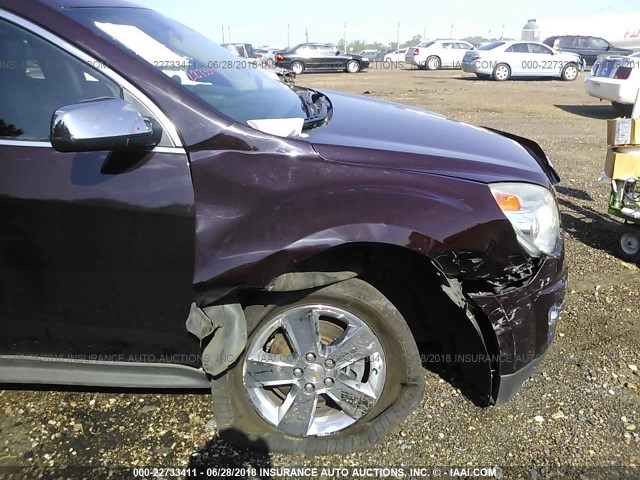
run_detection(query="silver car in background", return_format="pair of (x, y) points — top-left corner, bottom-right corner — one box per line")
(462, 40), (581, 81)
(405, 39), (475, 70)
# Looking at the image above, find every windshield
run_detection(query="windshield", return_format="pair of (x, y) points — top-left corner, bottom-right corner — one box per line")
(65, 8), (306, 125)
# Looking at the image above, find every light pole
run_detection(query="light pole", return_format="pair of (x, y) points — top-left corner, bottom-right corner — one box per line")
(287, 24), (290, 49)
(228, 25), (231, 43)
(500, 24), (505, 41)
(305, 28), (309, 43)
(396, 23), (400, 68)
(423, 25), (426, 42)
(221, 26), (225, 43)
(450, 23), (454, 39)
(343, 22), (347, 53)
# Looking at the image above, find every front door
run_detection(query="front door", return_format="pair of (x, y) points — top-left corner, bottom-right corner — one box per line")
(0, 16), (199, 365)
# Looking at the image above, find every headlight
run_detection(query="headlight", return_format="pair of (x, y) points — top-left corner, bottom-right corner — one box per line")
(490, 183), (560, 256)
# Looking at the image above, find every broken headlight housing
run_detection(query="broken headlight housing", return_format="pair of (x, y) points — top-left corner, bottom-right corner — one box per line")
(490, 183), (560, 256)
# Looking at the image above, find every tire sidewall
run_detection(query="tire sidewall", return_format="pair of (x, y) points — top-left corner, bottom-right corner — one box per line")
(493, 63), (510, 81)
(211, 279), (423, 452)
(426, 56), (440, 70)
(561, 63), (578, 81)
(291, 61), (304, 75)
(346, 60), (360, 73)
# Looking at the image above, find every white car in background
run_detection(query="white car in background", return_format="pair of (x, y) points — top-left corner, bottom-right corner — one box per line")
(405, 40), (474, 70)
(585, 53), (640, 117)
(462, 40), (581, 81)
(383, 48), (408, 63)
(254, 48), (280, 64)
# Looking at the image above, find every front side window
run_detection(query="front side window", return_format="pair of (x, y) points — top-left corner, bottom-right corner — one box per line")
(0, 18), (120, 141)
(66, 8), (305, 125)
(589, 37), (610, 49)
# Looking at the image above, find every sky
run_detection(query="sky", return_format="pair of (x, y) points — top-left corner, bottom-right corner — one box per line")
(133, 0), (638, 49)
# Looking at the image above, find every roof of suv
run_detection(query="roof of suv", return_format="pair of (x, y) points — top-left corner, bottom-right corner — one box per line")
(6, 0), (143, 8)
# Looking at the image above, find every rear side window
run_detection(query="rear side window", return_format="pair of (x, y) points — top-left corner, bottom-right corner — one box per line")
(506, 43), (529, 53)
(0, 18), (120, 141)
(557, 37), (575, 48)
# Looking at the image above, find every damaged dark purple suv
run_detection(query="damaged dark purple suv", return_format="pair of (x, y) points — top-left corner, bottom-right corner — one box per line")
(0, 0), (567, 453)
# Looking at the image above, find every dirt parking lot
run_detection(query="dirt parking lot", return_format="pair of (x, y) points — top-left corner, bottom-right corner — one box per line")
(1, 67), (639, 480)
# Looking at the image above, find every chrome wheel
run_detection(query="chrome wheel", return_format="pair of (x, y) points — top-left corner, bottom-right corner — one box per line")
(243, 304), (386, 436)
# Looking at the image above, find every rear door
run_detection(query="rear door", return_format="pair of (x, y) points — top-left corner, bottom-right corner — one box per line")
(316, 45), (342, 70)
(0, 15), (199, 364)
(439, 42), (457, 67)
(504, 42), (531, 76)
(297, 44), (319, 70)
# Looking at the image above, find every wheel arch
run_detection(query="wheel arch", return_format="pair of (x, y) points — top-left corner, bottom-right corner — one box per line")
(226, 241), (500, 404)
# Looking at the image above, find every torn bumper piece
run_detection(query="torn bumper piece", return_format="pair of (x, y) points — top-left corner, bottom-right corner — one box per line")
(469, 249), (568, 404)
(186, 302), (247, 376)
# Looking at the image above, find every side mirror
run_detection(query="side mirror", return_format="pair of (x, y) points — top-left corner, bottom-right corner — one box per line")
(50, 97), (161, 153)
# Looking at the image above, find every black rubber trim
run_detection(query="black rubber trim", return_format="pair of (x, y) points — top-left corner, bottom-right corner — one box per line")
(494, 354), (545, 404)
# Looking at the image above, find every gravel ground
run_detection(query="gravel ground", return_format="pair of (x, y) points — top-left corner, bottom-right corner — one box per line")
(1, 68), (639, 480)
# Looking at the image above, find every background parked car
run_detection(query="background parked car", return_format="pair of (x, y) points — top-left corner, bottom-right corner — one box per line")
(383, 48), (407, 63)
(254, 48), (279, 64)
(543, 35), (633, 69)
(405, 39), (475, 70)
(358, 49), (379, 60)
(462, 40), (581, 81)
(585, 52), (640, 116)
(221, 43), (258, 59)
(275, 43), (369, 74)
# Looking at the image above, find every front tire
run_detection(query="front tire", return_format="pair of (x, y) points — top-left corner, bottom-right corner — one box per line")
(561, 62), (578, 81)
(210, 278), (424, 453)
(290, 61), (304, 75)
(346, 60), (361, 74)
(492, 63), (511, 81)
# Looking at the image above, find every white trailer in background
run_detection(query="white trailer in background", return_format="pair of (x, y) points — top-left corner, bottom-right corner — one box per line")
(521, 14), (640, 51)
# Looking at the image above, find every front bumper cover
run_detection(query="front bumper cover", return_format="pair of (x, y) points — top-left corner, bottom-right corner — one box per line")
(470, 239), (568, 404)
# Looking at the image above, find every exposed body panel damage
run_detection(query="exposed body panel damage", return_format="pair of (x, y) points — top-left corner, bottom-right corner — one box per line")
(186, 137), (557, 398)
(185, 303), (247, 376)
(265, 270), (358, 291)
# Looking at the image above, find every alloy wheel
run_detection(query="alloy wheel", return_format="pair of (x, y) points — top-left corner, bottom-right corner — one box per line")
(243, 304), (386, 436)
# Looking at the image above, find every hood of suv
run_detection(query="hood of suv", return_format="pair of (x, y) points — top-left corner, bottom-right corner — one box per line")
(306, 91), (554, 186)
